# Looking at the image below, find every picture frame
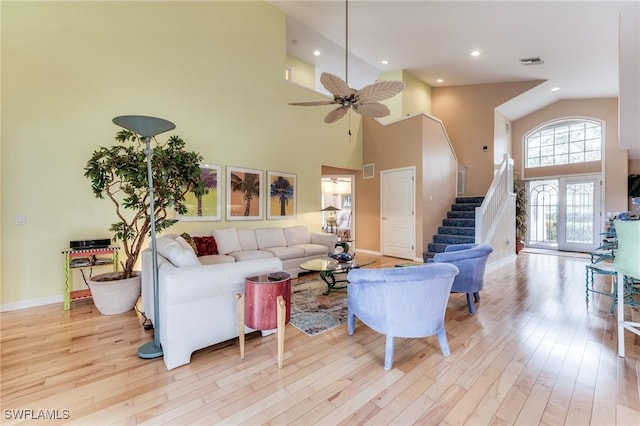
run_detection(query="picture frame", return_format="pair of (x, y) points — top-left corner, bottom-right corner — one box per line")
(177, 163), (221, 221)
(341, 194), (352, 209)
(267, 171), (297, 220)
(226, 166), (263, 220)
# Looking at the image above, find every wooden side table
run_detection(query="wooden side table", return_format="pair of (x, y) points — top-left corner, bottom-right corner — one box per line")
(237, 272), (291, 368)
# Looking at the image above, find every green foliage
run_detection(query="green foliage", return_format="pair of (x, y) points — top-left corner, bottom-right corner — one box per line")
(84, 130), (205, 279)
(514, 172), (528, 238)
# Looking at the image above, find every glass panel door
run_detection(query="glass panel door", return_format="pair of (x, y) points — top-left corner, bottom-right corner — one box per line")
(527, 175), (600, 252)
(557, 176), (600, 252)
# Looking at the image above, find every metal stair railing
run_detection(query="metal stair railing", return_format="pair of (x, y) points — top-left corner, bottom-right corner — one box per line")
(475, 154), (513, 243)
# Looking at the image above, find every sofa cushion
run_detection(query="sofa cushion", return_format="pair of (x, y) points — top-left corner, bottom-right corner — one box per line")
(290, 243), (330, 256)
(283, 225), (311, 246)
(230, 250), (274, 262)
(156, 236), (200, 267)
(212, 228), (242, 255)
(237, 229), (258, 251)
(255, 227), (287, 249)
(193, 236), (218, 256)
(262, 246), (305, 260)
(198, 254), (236, 265)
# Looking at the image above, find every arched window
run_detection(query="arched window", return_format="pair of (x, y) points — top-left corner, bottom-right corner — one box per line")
(526, 119), (602, 168)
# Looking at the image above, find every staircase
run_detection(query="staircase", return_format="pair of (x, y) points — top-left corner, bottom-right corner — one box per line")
(423, 196), (484, 260)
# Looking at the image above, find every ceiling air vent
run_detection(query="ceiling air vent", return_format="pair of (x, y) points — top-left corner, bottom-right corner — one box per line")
(520, 57), (544, 65)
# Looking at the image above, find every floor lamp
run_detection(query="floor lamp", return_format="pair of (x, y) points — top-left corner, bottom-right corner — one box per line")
(112, 115), (175, 359)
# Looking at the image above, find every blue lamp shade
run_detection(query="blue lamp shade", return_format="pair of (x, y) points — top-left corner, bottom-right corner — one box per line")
(614, 219), (640, 279)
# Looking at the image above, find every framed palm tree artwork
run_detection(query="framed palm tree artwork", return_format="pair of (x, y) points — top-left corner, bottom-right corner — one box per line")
(226, 166), (263, 220)
(177, 163), (221, 221)
(267, 171), (296, 220)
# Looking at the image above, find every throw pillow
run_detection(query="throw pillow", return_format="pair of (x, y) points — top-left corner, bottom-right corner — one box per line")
(156, 236), (200, 267)
(193, 236), (218, 256)
(181, 232), (199, 255)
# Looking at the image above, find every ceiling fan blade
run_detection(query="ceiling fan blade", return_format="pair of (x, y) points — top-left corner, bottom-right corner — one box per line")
(289, 101), (336, 106)
(357, 80), (405, 103)
(320, 72), (353, 97)
(353, 102), (391, 118)
(324, 106), (350, 123)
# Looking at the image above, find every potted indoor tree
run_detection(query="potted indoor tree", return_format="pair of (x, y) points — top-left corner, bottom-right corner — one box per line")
(84, 128), (205, 315)
(514, 172), (528, 254)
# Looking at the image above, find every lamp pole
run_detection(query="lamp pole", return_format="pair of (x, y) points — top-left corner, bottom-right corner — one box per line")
(112, 115), (175, 359)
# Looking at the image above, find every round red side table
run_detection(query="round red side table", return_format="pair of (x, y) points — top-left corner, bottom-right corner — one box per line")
(237, 271), (291, 368)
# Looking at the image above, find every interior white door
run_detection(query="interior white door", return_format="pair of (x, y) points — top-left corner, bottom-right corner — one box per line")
(380, 167), (415, 259)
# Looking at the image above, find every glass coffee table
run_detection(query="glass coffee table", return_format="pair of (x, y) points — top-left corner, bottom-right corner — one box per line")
(299, 256), (377, 295)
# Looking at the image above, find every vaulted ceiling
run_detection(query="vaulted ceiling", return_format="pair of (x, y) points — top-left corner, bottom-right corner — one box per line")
(270, 0), (635, 126)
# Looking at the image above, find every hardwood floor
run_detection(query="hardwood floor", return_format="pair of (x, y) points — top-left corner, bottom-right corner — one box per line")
(1, 252), (639, 425)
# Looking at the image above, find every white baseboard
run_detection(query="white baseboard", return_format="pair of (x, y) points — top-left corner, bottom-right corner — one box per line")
(0, 295), (63, 312)
(486, 253), (516, 272)
(355, 249), (422, 263)
(355, 248), (382, 256)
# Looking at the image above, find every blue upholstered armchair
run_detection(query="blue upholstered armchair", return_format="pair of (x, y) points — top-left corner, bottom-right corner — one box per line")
(346, 263), (459, 370)
(428, 243), (493, 314)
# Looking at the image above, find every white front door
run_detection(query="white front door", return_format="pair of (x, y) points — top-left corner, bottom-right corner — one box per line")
(528, 175), (601, 252)
(380, 167), (415, 259)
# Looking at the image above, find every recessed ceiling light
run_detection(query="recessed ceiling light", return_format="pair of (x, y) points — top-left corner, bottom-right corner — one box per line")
(470, 50), (481, 57)
(551, 87), (560, 92)
(381, 60), (388, 65)
(313, 50), (321, 57)
(436, 79), (444, 83)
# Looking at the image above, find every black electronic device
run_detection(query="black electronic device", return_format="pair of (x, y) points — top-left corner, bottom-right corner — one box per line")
(268, 272), (289, 281)
(70, 239), (111, 250)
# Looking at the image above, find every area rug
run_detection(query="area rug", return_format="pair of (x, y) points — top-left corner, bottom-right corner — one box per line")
(289, 276), (348, 337)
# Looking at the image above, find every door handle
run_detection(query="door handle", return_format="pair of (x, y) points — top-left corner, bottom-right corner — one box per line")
(381, 217), (388, 220)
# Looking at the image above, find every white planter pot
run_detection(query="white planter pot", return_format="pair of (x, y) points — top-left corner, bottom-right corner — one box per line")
(87, 272), (141, 315)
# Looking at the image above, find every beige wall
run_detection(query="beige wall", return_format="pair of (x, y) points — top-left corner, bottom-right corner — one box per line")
(285, 55), (315, 90)
(494, 111), (512, 170)
(401, 71), (432, 118)
(378, 69), (432, 123)
(360, 114), (456, 259)
(431, 81), (544, 196)
(1, 1), (365, 307)
(512, 98), (628, 216)
(378, 69), (404, 122)
(420, 116), (458, 257)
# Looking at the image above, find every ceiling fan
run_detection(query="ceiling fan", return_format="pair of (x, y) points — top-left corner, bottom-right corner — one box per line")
(288, 0), (404, 124)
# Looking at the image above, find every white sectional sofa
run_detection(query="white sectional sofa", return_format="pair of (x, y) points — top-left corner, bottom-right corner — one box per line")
(140, 225), (337, 370)
(203, 225), (338, 277)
